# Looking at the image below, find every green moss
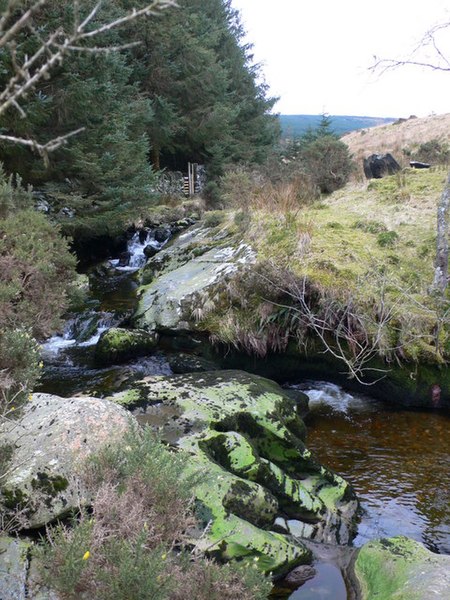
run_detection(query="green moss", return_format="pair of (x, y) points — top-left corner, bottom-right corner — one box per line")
(114, 371), (357, 573)
(354, 536), (450, 600)
(2, 487), (28, 510)
(31, 473), (69, 497)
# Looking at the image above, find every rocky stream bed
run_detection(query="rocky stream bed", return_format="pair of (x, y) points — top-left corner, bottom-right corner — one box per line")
(1, 219), (449, 599)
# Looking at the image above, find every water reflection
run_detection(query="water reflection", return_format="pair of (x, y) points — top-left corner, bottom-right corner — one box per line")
(294, 381), (450, 553)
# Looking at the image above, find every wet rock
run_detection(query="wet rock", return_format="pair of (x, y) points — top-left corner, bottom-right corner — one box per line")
(0, 394), (133, 529)
(95, 327), (159, 366)
(283, 388), (310, 418)
(168, 352), (220, 374)
(109, 370), (358, 575)
(153, 225), (172, 243)
(282, 564), (316, 588)
(143, 244), (159, 259)
(355, 536), (450, 600)
(138, 228), (149, 244)
(117, 251), (131, 267)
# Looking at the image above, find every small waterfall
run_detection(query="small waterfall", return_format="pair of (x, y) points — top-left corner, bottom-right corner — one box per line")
(41, 310), (119, 362)
(288, 381), (378, 415)
(109, 228), (170, 272)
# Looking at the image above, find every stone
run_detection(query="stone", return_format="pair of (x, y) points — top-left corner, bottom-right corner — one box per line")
(168, 352), (220, 374)
(153, 225), (172, 243)
(138, 228), (149, 244)
(95, 327), (159, 366)
(0, 394), (133, 529)
(355, 536), (450, 600)
(363, 153), (401, 179)
(117, 251), (131, 267)
(143, 244), (159, 259)
(410, 160), (431, 169)
(134, 223), (256, 333)
(108, 370), (358, 575)
(0, 536), (30, 600)
(282, 564), (316, 588)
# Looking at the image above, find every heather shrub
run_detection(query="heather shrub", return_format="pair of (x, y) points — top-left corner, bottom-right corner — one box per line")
(0, 167), (77, 408)
(38, 428), (271, 600)
(0, 328), (41, 413)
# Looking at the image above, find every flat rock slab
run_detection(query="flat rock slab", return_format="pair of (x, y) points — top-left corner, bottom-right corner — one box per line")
(0, 536), (29, 600)
(0, 394), (133, 529)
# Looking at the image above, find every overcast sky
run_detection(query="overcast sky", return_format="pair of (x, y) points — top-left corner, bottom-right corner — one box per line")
(231, 0), (450, 117)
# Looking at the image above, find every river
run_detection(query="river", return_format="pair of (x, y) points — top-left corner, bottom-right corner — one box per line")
(38, 227), (450, 599)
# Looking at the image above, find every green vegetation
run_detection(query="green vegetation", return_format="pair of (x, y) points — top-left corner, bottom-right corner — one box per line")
(38, 427), (271, 600)
(203, 168), (449, 380)
(0, 168), (77, 410)
(0, 0), (277, 239)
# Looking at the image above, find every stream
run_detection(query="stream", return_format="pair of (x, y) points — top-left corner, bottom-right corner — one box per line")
(38, 227), (450, 599)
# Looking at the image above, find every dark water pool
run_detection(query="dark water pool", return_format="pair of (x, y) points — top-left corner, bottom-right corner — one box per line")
(283, 381), (450, 599)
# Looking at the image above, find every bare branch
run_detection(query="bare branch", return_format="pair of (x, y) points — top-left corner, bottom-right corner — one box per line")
(0, 0), (47, 48)
(0, 0), (177, 155)
(0, 127), (85, 164)
(371, 21), (450, 75)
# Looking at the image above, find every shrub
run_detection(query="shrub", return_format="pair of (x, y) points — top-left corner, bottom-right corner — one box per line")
(38, 428), (271, 600)
(300, 136), (354, 193)
(0, 209), (77, 338)
(0, 166), (78, 406)
(412, 139), (450, 166)
(0, 328), (41, 413)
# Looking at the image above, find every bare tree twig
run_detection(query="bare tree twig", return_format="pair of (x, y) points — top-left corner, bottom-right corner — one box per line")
(0, 0), (177, 154)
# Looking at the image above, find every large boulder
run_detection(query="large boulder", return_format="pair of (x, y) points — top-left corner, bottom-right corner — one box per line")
(0, 394), (133, 529)
(107, 370), (358, 575)
(363, 153), (401, 179)
(134, 223), (256, 332)
(355, 536), (450, 599)
(95, 327), (159, 366)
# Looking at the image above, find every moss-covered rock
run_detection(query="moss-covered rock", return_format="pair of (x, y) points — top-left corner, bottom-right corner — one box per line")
(0, 393), (133, 528)
(108, 370), (358, 575)
(0, 536), (30, 600)
(355, 536), (450, 600)
(134, 221), (255, 332)
(95, 327), (159, 366)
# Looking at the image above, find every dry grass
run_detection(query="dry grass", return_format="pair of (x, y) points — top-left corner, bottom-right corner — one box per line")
(343, 112), (450, 178)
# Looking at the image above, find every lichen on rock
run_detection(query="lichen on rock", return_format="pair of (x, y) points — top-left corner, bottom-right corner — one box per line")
(0, 393), (133, 528)
(108, 370), (358, 575)
(355, 536), (450, 600)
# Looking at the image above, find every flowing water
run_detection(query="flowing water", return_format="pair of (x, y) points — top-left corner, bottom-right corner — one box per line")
(38, 228), (173, 397)
(282, 381), (450, 599)
(38, 228), (450, 599)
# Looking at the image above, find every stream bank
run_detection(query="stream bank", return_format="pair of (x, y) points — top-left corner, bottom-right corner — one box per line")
(24, 218), (450, 598)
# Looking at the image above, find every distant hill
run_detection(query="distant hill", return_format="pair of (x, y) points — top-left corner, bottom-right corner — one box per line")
(279, 114), (397, 139)
(342, 112), (450, 169)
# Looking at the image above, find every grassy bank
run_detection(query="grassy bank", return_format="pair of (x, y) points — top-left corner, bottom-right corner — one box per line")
(202, 167), (449, 380)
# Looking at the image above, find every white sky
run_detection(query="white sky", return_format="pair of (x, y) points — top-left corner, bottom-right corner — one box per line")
(231, 0), (450, 117)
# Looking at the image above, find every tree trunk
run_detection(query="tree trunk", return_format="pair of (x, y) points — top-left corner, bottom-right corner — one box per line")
(432, 171), (450, 294)
(151, 144), (160, 171)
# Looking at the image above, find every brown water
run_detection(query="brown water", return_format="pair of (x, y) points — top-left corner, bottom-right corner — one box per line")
(299, 381), (450, 555)
(280, 381), (450, 599)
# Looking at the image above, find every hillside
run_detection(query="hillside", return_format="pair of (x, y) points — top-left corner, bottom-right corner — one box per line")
(343, 112), (450, 173)
(279, 114), (396, 139)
